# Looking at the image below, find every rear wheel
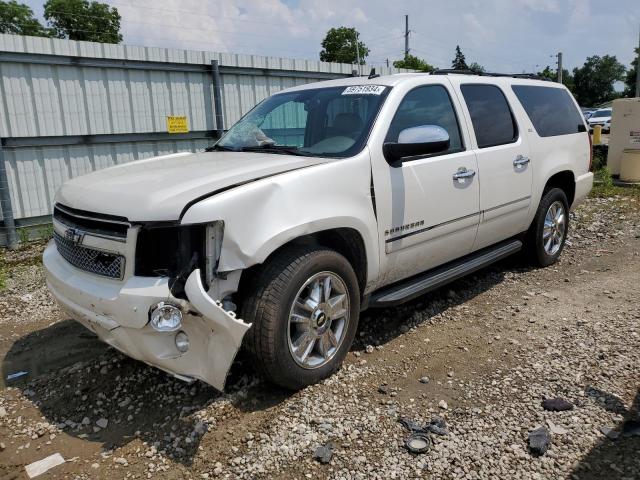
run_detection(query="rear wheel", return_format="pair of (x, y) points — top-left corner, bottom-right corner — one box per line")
(525, 187), (569, 267)
(241, 247), (360, 390)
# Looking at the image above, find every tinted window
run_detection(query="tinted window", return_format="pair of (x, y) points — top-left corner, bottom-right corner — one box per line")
(386, 85), (463, 153)
(460, 84), (517, 148)
(512, 85), (585, 137)
(591, 109), (611, 118)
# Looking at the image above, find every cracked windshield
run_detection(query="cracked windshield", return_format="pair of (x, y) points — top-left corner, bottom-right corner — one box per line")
(216, 85), (389, 157)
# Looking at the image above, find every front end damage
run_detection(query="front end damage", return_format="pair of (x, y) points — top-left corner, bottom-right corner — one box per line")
(43, 212), (251, 391)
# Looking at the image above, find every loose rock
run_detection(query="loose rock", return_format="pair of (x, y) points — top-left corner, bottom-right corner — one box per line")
(528, 427), (551, 456)
(313, 443), (333, 464)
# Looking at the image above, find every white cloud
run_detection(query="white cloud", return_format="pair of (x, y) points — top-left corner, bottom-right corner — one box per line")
(23, 0), (639, 72)
(462, 13), (496, 43)
(515, 0), (560, 12)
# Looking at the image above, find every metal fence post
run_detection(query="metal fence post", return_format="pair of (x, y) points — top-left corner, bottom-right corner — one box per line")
(211, 60), (225, 139)
(0, 143), (18, 249)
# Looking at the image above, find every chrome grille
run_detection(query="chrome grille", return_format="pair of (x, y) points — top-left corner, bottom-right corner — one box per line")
(54, 231), (125, 279)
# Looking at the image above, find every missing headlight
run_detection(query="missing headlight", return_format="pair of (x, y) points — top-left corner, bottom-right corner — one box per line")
(134, 223), (206, 279)
(204, 221), (225, 286)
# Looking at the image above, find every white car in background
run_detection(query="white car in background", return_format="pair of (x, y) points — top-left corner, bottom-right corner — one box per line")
(587, 108), (612, 133)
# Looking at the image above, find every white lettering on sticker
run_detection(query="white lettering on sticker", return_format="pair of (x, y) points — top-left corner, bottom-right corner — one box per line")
(342, 85), (386, 95)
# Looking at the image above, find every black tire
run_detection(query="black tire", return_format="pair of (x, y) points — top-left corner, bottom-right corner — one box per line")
(241, 247), (360, 390)
(524, 187), (570, 267)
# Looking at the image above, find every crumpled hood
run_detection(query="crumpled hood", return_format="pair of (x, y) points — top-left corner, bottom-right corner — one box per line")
(55, 151), (328, 221)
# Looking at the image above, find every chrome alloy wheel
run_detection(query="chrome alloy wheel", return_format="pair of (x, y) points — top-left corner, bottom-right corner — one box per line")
(287, 271), (350, 369)
(543, 200), (566, 255)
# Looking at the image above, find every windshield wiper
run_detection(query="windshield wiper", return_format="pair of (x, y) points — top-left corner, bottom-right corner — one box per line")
(240, 145), (305, 156)
(205, 144), (236, 152)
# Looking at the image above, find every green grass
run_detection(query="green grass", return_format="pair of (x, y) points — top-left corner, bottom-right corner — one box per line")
(0, 257), (6, 291)
(590, 168), (640, 199)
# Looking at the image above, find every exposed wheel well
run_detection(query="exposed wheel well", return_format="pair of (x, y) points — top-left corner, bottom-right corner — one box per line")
(544, 171), (575, 206)
(236, 228), (368, 303)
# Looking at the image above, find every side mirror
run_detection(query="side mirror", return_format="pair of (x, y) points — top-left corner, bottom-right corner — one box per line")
(383, 125), (450, 165)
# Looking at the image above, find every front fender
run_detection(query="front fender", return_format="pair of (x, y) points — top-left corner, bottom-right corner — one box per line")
(181, 153), (380, 290)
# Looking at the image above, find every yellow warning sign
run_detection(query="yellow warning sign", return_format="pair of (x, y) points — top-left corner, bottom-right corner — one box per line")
(167, 115), (189, 133)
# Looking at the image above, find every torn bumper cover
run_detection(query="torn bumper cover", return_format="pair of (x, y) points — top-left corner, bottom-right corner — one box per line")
(43, 243), (251, 391)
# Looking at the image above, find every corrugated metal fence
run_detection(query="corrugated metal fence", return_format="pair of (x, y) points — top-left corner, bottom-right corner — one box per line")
(0, 33), (409, 247)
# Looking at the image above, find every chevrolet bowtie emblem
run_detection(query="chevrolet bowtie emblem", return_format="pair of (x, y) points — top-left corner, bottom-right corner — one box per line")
(64, 227), (85, 245)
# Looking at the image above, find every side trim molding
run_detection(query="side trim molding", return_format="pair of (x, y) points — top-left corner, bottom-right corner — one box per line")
(385, 196), (532, 244)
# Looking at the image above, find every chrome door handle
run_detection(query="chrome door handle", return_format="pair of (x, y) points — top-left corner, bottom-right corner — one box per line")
(452, 167), (476, 180)
(513, 155), (530, 167)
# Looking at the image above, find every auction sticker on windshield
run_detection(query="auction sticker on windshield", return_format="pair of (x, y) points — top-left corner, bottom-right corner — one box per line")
(342, 85), (386, 95)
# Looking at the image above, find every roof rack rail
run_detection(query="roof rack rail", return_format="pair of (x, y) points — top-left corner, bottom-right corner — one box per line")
(431, 69), (549, 81)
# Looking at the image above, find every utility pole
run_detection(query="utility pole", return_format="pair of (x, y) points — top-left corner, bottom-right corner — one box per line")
(404, 14), (410, 59)
(636, 26), (640, 97)
(556, 52), (563, 83)
(354, 29), (361, 75)
(386, 58), (389, 68)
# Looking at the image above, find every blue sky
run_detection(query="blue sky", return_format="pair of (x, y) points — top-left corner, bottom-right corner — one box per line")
(22, 0), (639, 76)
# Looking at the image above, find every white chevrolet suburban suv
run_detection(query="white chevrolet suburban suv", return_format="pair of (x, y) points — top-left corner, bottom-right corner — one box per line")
(44, 72), (593, 391)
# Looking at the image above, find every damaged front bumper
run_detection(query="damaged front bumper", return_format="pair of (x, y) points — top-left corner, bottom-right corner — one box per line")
(43, 243), (251, 391)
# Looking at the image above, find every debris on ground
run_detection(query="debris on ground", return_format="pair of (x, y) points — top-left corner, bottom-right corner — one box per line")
(313, 443), (333, 464)
(427, 416), (449, 436)
(528, 427), (552, 456)
(25, 453), (65, 478)
(398, 416), (424, 433)
(6, 371), (28, 380)
(419, 376), (430, 384)
(541, 397), (574, 411)
(399, 414), (448, 436)
(404, 432), (432, 454)
(377, 384), (388, 394)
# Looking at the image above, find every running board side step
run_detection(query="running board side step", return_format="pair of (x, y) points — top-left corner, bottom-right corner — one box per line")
(370, 240), (522, 308)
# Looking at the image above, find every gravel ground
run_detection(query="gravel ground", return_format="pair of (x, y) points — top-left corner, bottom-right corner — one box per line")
(0, 194), (639, 480)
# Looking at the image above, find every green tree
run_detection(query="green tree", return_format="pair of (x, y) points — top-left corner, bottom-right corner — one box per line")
(0, 1), (49, 36)
(468, 62), (485, 74)
(624, 47), (638, 97)
(44, 0), (121, 43)
(536, 65), (574, 91)
(537, 65), (556, 81)
(451, 45), (468, 70)
(320, 27), (369, 64)
(572, 55), (626, 106)
(393, 54), (434, 72)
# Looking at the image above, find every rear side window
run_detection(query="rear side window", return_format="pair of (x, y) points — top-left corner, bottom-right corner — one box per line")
(460, 84), (518, 148)
(512, 85), (584, 137)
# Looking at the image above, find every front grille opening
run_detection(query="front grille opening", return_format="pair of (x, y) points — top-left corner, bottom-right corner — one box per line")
(54, 204), (129, 239)
(54, 231), (125, 279)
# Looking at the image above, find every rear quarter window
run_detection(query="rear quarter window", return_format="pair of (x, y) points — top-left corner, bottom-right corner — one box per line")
(511, 85), (585, 137)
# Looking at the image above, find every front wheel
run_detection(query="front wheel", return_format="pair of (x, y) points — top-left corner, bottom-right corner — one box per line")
(525, 187), (569, 267)
(241, 247), (360, 390)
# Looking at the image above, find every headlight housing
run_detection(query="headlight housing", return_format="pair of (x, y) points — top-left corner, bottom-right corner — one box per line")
(150, 302), (183, 332)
